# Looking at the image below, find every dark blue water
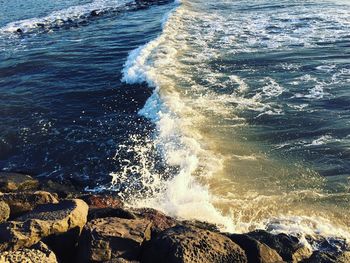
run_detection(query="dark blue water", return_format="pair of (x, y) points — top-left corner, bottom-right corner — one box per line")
(0, 0), (175, 188)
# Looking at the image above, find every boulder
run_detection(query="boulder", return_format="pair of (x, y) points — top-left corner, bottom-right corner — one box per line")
(141, 225), (248, 263)
(81, 194), (124, 209)
(81, 194), (133, 221)
(0, 172), (39, 192)
(78, 217), (152, 262)
(0, 241), (57, 263)
(0, 201), (10, 223)
(301, 251), (350, 263)
(248, 230), (311, 262)
(0, 191), (58, 218)
(132, 208), (177, 234)
(228, 233), (284, 263)
(0, 199), (88, 254)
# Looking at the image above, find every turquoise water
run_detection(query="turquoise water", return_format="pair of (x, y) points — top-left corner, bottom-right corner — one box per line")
(0, 0), (350, 250)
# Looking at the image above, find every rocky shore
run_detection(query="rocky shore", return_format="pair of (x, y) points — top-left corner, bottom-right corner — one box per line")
(0, 172), (348, 263)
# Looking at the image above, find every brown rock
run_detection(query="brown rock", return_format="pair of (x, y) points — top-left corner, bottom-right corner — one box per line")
(181, 219), (220, 232)
(0, 199), (88, 253)
(301, 250), (350, 263)
(78, 217), (152, 262)
(141, 225), (248, 263)
(228, 233), (284, 263)
(0, 201), (10, 223)
(132, 207), (177, 234)
(81, 194), (123, 209)
(82, 194), (129, 222)
(0, 172), (39, 192)
(292, 245), (312, 263)
(0, 241), (57, 263)
(248, 230), (310, 262)
(0, 191), (58, 218)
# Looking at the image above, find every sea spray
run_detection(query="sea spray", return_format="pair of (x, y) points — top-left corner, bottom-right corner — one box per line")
(119, 0), (234, 231)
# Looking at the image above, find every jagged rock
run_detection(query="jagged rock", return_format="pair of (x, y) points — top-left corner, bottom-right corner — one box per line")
(132, 208), (178, 234)
(0, 241), (57, 263)
(81, 194), (124, 209)
(141, 225), (248, 263)
(0, 199), (88, 254)
(0, 201), (10, 223)
(0, 191), (58, 218)
(227, 233), (284, 263)
(292, 245), (313, 263)
(78, 217), (152, 262)
(301, 251), (350, 263)
(248, 230), (311, 262)
(0, 172), (39, 192)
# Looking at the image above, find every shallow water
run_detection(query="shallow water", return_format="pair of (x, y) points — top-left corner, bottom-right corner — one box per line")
(1, 0), (350, 249)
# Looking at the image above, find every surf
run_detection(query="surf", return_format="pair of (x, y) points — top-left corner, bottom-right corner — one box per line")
(118, 0), (350, 251)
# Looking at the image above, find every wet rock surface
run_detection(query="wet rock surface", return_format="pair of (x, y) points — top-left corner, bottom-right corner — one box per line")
(248, 230), (311, 262)
(132, 207), (178, 234)
(0, 172), (39, 192)
(227, 233), (284, 263)
(78, 217), (152, 262)
(80, 194), (124, 209)
(141, 225), (248, 263)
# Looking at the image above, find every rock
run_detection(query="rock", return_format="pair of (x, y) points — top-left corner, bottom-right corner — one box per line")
(182, 219), (220, 233)
(88, 207), (136, 221)
(141, 225), (248, 263)
(81, 194), (131, 221)
(0, 191), (58, 218)
(78, 217), (152, 262)
(248, 230), (311, 262)
(0, 172), (39, 192)
(0, 202), (10, 223)
(132, 208), (177, 234)
(0, 199), (88, 254)
(39, 179), (81, 198)
(301, 251), (350, 263)
(81, 194), (123, 209)
(292, 245), (313, 263)
(227, 233), (284, 263)
(0, 241), (57, 263)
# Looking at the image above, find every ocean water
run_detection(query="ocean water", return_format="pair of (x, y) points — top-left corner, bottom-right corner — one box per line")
(1, 0), (350, 251)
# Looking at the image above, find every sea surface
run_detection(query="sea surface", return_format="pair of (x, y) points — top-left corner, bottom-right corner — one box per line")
(1, 0), (350, 251)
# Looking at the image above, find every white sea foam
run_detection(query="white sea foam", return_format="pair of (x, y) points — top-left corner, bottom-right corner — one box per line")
(308, 135), (341, 146)
(119, 1), (234, 231)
